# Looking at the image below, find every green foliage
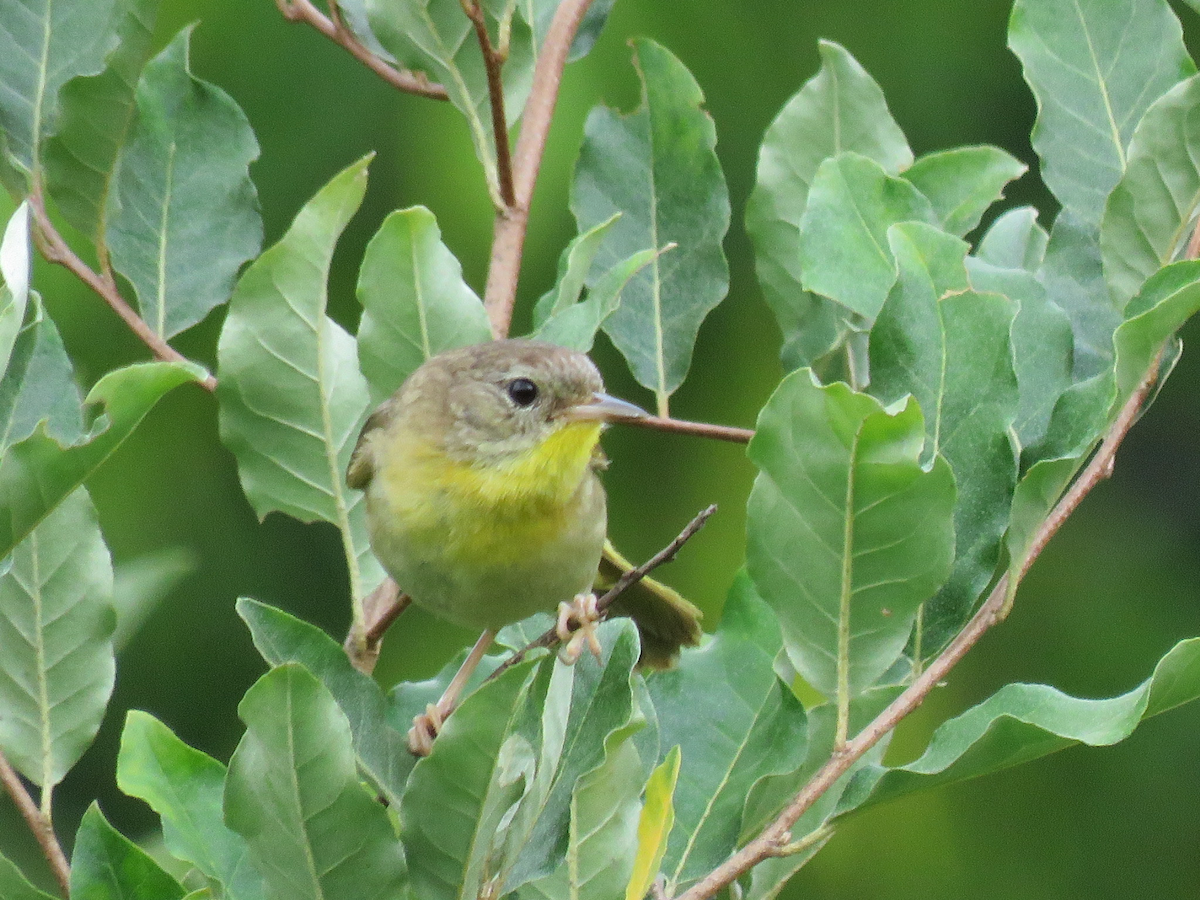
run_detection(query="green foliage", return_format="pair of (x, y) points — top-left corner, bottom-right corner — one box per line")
(6, 0), (1200, 899)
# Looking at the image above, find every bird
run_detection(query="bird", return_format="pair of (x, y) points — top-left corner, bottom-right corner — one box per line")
(346, 338), (702, 751)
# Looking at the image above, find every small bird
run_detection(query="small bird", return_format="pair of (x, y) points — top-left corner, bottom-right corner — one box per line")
(347, 339), (702, 749)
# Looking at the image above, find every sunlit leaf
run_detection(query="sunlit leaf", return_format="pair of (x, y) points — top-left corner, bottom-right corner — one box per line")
(745, 39), (912, 371)
(625, 746), (679, 900)
(975, 206), (1048, 271)
(0, 202), (31, 376)
(0, 487), (113, 788)
(217, 156), (382, 597)
(70, 803), (186, 900)
(746, 371), (956, 699)
(224, 664), (407, 900)
(117, 711), (262, 900)
(571, 38), (729, 410)
(356, 206), (491, 405)
(1009, 0), (1193, 225)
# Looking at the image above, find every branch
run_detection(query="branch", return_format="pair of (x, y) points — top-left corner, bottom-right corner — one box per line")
(625, 415), (754, 445)
(491, 503), (716, 678)
(274, 0), (449, 99)
(344, 577), (412, 674)
(28, 191), (217, 392)
(484, 0), (596, 337)
(0, 751), (70, 898)
(677, 354), (1167, 900)
(461, 0), (515, 208)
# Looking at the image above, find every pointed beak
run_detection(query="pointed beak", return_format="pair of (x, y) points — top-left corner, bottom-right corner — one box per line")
(567, 391), (648, 423)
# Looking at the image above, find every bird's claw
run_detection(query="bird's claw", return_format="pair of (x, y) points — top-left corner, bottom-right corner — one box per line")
(407, 702), (446, 757)
(556, 592), (603, 664)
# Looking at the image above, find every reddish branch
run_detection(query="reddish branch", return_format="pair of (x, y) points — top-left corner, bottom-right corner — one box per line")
(274, 0), (448, 99)
(674, 350), (1167, 900)
(484, 0), (597, 337)
(460, 0), (516, 207)
(0, 751), (69, 898)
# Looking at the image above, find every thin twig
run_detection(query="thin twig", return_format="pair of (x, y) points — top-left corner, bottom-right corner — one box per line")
(274, 0), (449, 99)
(0, 751), (69, 898)
(676, 353), (1166, 900)
(28, 193), (217, 392)
(484, 0), (597, 337)
(491, 504), (716, 679)
(462, 0), (516, 208)
(626, 415), (754, 445)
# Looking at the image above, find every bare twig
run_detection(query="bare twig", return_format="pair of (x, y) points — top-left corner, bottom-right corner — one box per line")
(491, 504), (716, 678)
(462, 0), (516, 208)
(485, 0), (597, 337)
(676, 354), (1166, 900)
(626, 415), (754, 445)
(0, 751), (69, 898)
(274, 0), (449, 99)
(28, 192), (217, 392)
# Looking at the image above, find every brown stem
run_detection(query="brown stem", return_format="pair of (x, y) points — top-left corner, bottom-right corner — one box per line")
(462, 0), (516, 208)
(491, 504), (715, 678)
(626, 415), (754, 445)
(29, 192), (217, 392)
(274, 0), (448, 99)
(0, 751), (70, 898)
(676, 354), (1165, 900)
(484, 0), (596, 337)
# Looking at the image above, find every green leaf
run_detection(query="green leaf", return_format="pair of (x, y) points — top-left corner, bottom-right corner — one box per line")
(0, 487), (113, 788)
(967, 258), (1073, 451)
(746, 371), (956, 699)
(236, 598), (412, 806)
(107, 28), (261, 339)
(518, 723), (643, 900)
(0, 0), (118, 170)
(1008, 0), (1193, 226)
(531, 245), (659, 353)
(0, 849), (57, 900)
(1036, 210), (1119, 379)
(70, 803), (186, 900)
(0, 202), (31, 376)
(367, 0), (536, 196)
(869, 224), (1018, 654)
(217, 156), (382, 599)
(356, 206), (490, 405)
(625, 746), (679, 900)
(903, 146), (1027, 237)
(224, 664), (407, 900)
(0, 360), (202, 560)
(745, 40), (910, 370)
(506, 620), (642, 890)
(837, 637), (1200, 817)
(110, 548), (194, 651)
(1113, 259), (1200, 401)
(41, 0), (158, 243)
(117, 711), (263, 900)
(531, 214), (620, 329)
(1101, 74), (1200, 308)
(571, 38), (730, 411)
(797, 152), (936, 321)
(0, 295), (84, 457)
(975, 206), (1048, 271)
(647, 574), (807, 891)
(401, 657), (541, 900)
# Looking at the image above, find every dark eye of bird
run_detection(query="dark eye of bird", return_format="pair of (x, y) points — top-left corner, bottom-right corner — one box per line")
(506, 377), (539, 407)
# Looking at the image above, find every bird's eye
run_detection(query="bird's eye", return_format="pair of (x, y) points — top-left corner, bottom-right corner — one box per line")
(506, 377), (539, 407)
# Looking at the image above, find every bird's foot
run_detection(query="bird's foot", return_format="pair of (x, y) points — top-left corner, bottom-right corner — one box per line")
(556, 592), (604, 664)
(407, 701), (447, 757)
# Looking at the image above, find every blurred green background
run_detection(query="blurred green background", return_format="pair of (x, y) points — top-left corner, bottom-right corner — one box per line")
(5, 0), (1200, 896)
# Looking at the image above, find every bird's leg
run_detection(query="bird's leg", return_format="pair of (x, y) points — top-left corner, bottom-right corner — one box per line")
(556, 592), (604, 664)
(407, 628), (495, 756)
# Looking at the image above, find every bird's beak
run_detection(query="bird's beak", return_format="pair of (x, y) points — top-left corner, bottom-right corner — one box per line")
(567, 391), (648, 423)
